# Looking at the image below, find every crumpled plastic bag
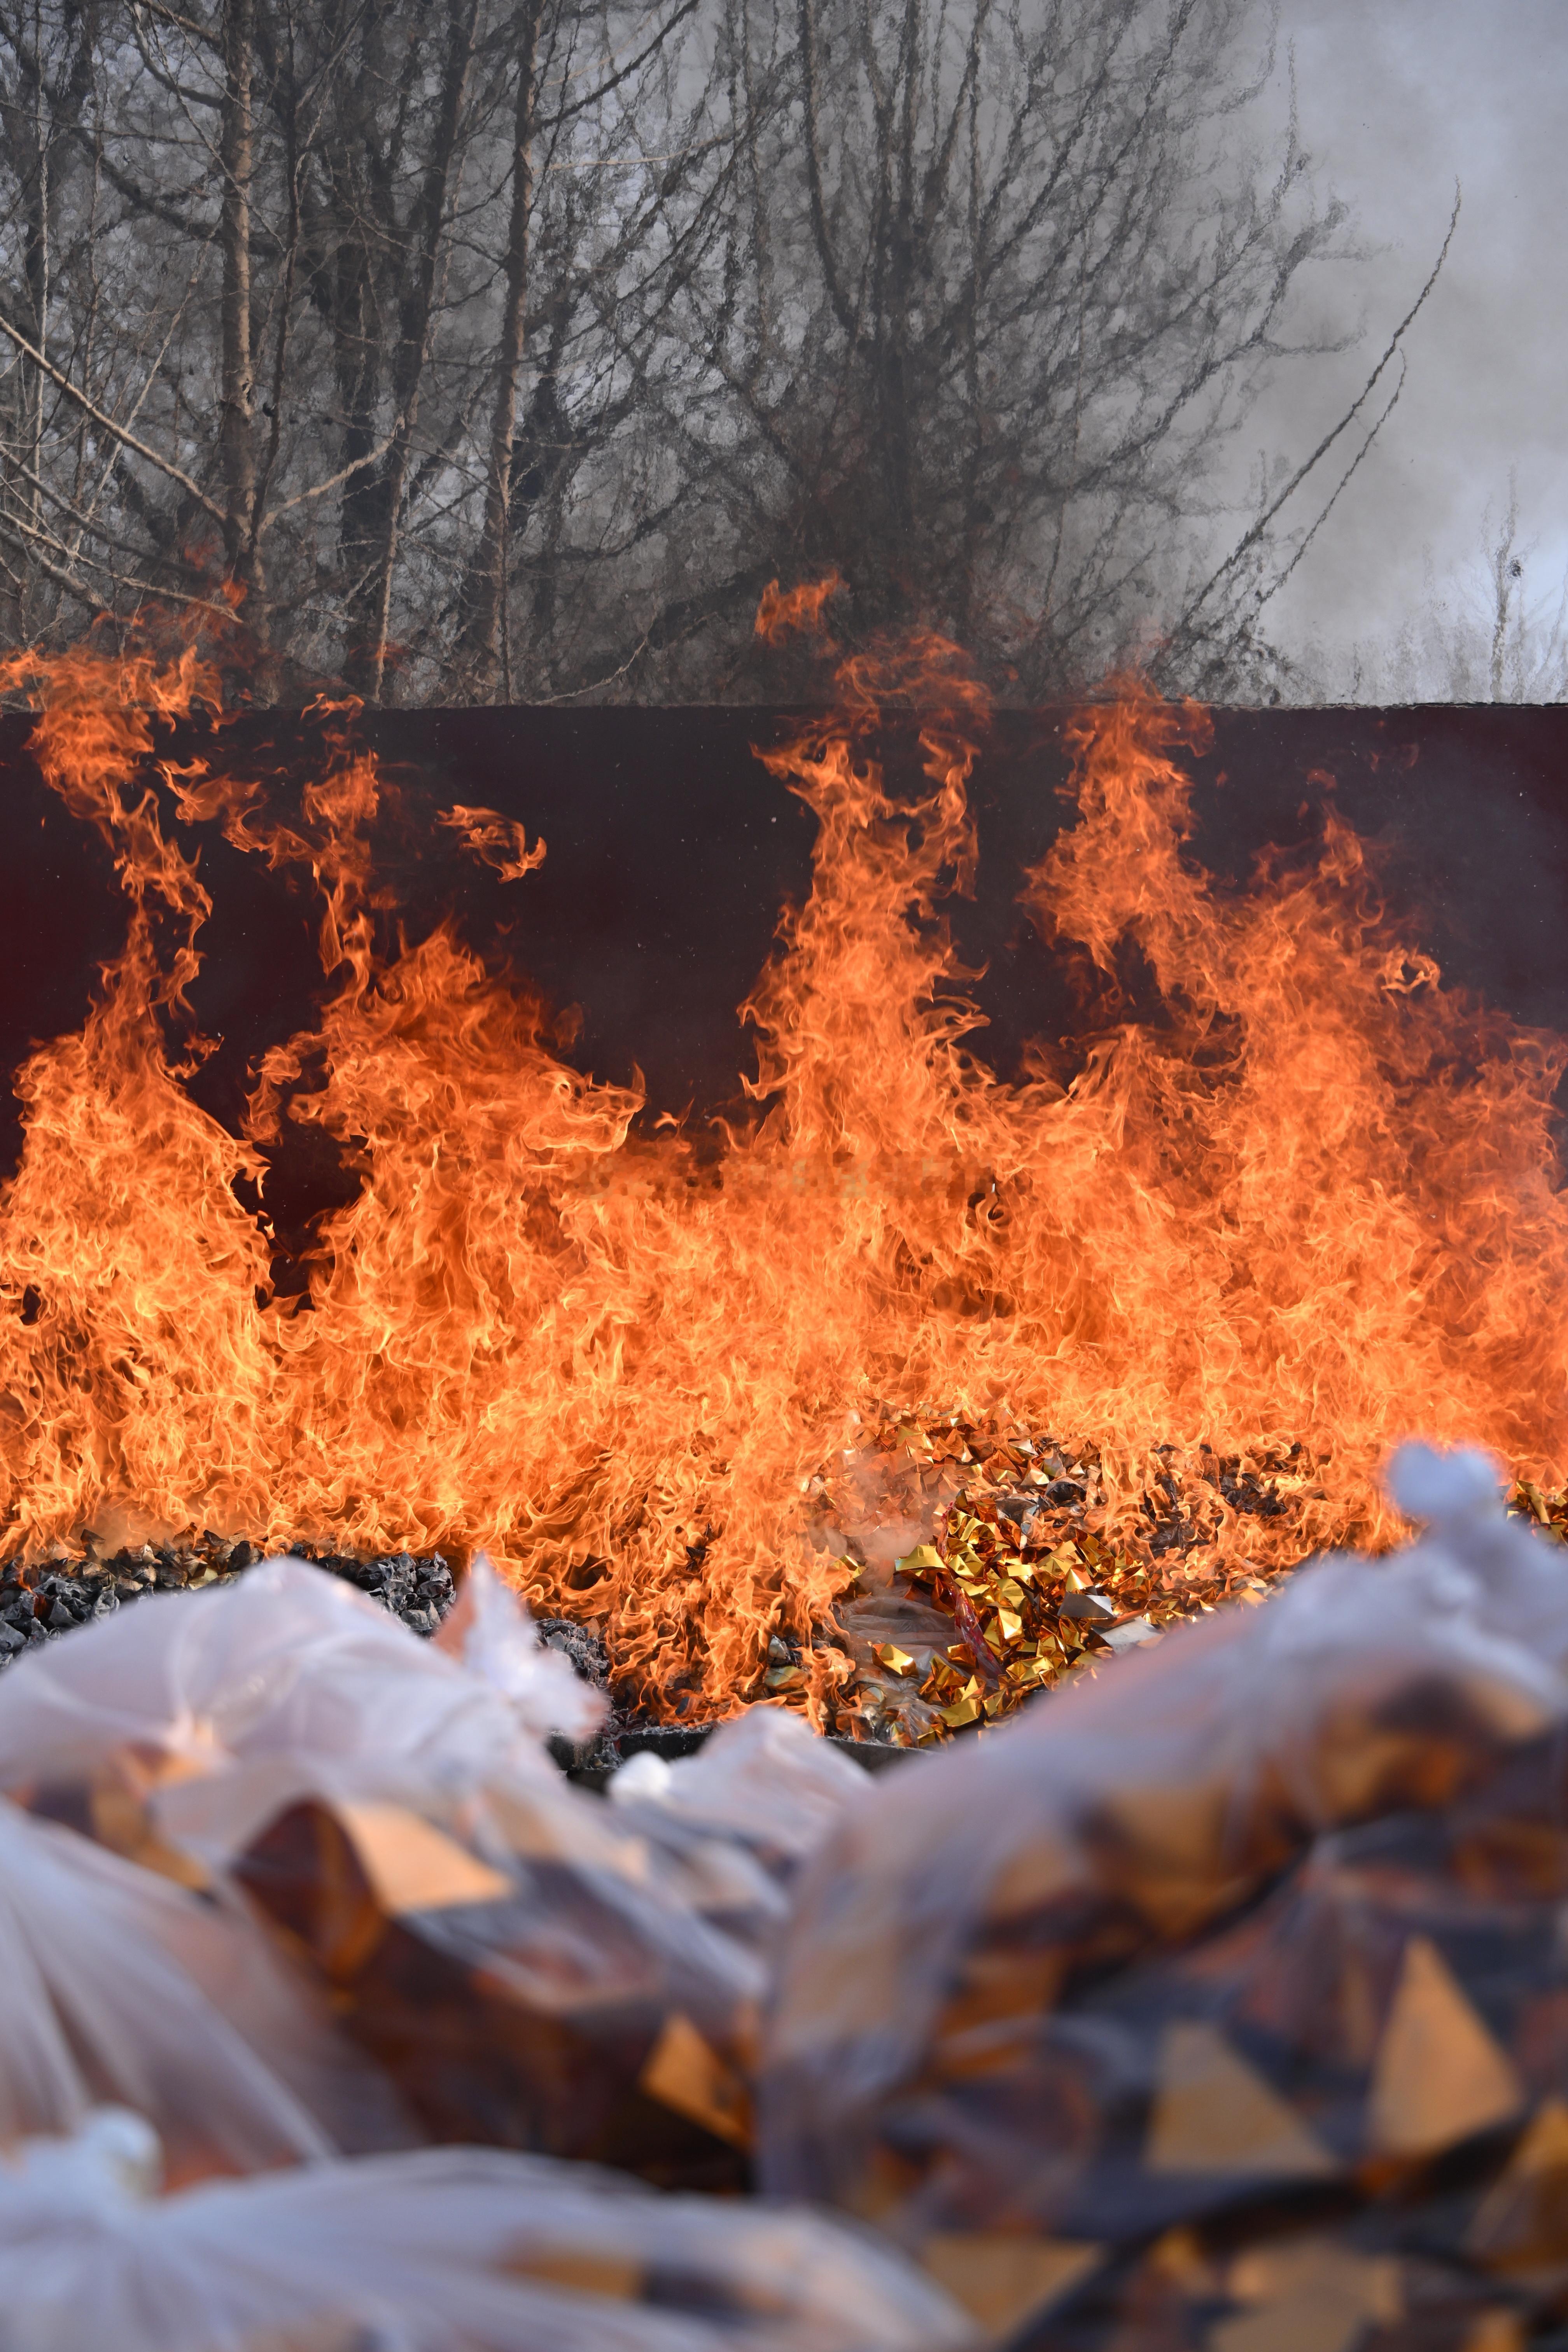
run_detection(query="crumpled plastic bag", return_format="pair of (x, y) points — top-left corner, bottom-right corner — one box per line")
(989, 1730), (1568, 2348)
(760, 1444), (1568, 2343)
(0, 1555), (600, 1868)
(0, 1557), (763, 2184)
(433, 1552), (609, 1745)
(0, 1798), (409, 2180)
(234, 1787), (761, 2189)
(611, 1708), (874, 1866)
(607, 1709), (881, 1951)
(0, 2107), (976, 2352)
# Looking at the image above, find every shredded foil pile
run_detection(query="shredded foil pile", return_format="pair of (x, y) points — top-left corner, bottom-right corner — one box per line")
(803, 1412), (1568, 1748)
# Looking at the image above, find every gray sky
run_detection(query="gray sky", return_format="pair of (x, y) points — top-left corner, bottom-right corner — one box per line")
(1236, 0), (1568, 668)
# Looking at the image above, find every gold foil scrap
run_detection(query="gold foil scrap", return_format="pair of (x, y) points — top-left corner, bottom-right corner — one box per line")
(1368, 1937), (1524, 2160)
(1146, 2021), (1338, 2179)
(1467, 2097), (1568, 2270)
(1212, 2238), (1401, 2352)
(920, 2235), (1101, 2334)
(508, 2250), (646, 2300)
(872, 1643), (917, 1678)
(333, 1802), (513, 1916)
(637, 2011), (753, 2149)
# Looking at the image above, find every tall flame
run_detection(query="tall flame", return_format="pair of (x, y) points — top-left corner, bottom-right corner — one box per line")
(1, 635), (1564, 1720)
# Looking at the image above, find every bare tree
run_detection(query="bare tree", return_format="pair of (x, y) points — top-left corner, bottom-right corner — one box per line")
(0, 0), (1448, 703)
(455, 0), (544, 697)
(539, 0), (1395, 700)
(0, 0), (717, 694)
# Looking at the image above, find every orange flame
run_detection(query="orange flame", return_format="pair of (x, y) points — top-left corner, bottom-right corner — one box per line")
(1, 642), (1565, 1721)
(437, 805), (547, 883)
(754, 573), (844, 645)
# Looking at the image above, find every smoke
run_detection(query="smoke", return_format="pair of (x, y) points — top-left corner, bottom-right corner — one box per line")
(1235, 0), (1568, 674)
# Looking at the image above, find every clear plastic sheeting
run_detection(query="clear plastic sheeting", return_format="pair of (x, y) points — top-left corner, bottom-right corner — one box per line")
(760, 1445), (1568, 2345)
(0, 1554), (761, 2182)
(231, 1786), (763, 2188)
(611, 1708), (876, 1868)
(606, 1708), (887, 1958)
(0, 2109), (977, 2352)
(0, 1555), (600, 1866)
(0, 1801), (409, 2180)
(432, 1552), (609, 1744)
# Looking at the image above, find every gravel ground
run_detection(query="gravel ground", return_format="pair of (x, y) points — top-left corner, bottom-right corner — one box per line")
(0, 1537), (457, 1660)
(0, 1544), (917, 1774)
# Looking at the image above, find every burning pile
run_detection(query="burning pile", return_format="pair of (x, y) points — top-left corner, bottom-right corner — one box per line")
(819, 1421), (1568, 1743)
(0, 619), (1566, 1731)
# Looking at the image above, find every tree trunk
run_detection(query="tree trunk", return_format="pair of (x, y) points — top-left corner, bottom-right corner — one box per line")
(455, 0), (542, 698)
(349, 0), (481, 702)
(219, 0), (262, 619)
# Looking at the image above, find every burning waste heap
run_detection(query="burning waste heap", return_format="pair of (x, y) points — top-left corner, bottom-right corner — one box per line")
(0, 615), (1564, 2339)
(1, 617), (1567, 1738)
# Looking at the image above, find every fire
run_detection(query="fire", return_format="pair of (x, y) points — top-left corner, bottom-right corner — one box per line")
(1, 627), (1566, 1726)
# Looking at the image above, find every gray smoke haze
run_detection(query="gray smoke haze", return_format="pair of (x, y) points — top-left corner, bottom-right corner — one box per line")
(1242, 0), (1568, 676)
(0, 0), (1550, 701)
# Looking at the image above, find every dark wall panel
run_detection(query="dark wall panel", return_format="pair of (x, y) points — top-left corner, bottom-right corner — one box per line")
(4, 705), (1568, 1197)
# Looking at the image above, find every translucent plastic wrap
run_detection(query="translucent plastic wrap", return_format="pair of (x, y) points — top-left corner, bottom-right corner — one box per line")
(435, 1552), (610, 1743)
(611, 1708), (874, 1864)
(607, 1708), (880, 1950)
(0, 2108), (976, 2352)
(0, 1799), (409, 2180)
(233, 1787), (762, 2188)
(0, 1555), (599, 1866)
(0, 1556), (761, 2182)
(761, 1446), (1568, 2344)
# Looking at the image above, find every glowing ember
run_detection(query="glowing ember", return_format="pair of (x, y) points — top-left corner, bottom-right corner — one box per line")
(0, 622), (1565, 1733)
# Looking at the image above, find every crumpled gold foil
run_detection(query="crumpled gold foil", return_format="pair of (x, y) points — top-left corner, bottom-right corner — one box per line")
(812, 1417), (1568, 1747)
(805, 1412), (1309, 1741)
